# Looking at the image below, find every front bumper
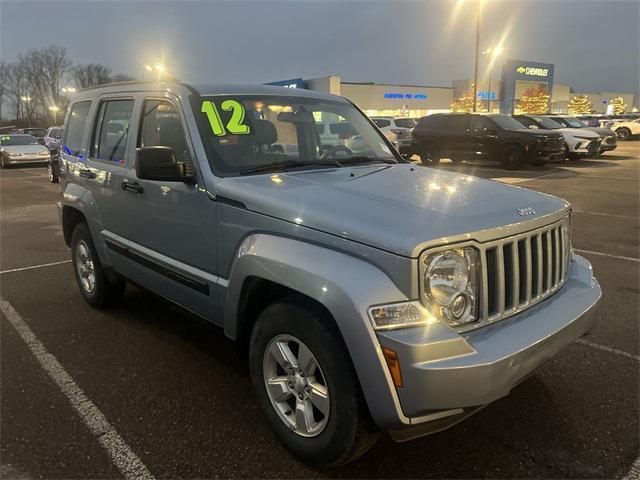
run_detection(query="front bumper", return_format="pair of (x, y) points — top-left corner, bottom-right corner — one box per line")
(4, 154), (50, 164)
(377, 254), (600, 428)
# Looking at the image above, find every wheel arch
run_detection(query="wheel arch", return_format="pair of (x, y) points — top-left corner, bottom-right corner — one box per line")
(222, 233), (411, 428)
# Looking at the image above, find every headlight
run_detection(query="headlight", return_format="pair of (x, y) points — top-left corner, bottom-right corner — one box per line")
(39, 151), (50, 156)
(422, 248), (479, 327)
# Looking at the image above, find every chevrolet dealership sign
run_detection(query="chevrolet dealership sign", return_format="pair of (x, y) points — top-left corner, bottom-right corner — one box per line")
(516, 66), (549, 77)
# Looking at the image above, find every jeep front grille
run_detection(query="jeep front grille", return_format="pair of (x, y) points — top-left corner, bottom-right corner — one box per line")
(477, 216), (570, 326)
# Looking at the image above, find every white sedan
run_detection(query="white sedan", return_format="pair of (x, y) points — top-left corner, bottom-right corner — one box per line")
(0, 134), (51, 167)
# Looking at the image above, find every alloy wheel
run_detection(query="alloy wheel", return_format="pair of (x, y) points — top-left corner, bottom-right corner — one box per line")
(263, 334), (330, 437)
(75, 240), (96, 293)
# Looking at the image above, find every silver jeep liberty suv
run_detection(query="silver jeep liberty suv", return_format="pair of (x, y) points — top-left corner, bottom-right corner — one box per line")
(58, 82), (601, 466)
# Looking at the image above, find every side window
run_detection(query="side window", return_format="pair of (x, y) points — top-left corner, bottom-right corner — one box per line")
(373, 119), (390, 128)
(471, 115), (493, 130)
(138, 99), (191, 167)
(91, 99), (134, 164)
(62, 101), (91, 156)
(514, 116), (532, 128)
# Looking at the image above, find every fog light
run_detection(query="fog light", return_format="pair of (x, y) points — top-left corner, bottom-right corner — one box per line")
(575, 142), (582, 149)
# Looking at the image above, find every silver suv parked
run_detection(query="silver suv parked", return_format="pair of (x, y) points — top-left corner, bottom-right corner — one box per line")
(58, 82), (601, 466)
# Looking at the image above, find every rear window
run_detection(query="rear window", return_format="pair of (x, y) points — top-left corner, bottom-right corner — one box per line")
(329, 122), (357, 135)
(63, 101), (92, 156)
(372, 119), (391, 128)
(91, 99), (134, 164)
(394, 118), (416, 128)
(0, 135), (39, 146)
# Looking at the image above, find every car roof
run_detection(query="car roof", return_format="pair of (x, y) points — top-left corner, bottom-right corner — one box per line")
(72, 81), (347, 104)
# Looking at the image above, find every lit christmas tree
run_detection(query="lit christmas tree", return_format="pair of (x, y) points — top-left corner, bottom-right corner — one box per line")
(611, 96), (627, 115)
(451, 84), (487, 113)
(516, 87), (550, 114)
(567, 95), (592, 115)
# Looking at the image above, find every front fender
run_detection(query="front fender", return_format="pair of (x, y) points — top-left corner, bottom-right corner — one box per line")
(223, 233), (412, 428)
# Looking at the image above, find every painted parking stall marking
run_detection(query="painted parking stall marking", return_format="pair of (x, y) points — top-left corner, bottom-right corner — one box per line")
(0, 299), (155, 480)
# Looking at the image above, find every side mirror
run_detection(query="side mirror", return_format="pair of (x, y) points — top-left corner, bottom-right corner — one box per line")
(135, 146), (194, 183)
(484, 128), (497, 135)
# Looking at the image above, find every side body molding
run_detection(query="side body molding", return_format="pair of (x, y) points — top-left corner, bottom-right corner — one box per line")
(222, 233), (413, 428)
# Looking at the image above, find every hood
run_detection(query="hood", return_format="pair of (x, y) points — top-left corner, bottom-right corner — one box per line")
(514, 128), (563, 140)
(584, 127), (616, 137)
(1, 144), (49, 155)
(216, 164), (568, 257)
(556, 127), (600, 138)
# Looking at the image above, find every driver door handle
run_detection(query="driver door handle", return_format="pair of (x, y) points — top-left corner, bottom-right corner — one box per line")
(121, 180), (144, 194)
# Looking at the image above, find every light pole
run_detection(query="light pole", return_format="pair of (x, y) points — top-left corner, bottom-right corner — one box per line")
(472, 1), (481, 112)
(482, 46), (503, 113)
(21, 96), (33, 127)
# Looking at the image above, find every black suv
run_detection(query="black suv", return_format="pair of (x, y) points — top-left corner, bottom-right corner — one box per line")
(411, 113), (565, 170)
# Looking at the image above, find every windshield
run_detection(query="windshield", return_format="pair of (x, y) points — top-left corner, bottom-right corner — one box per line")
(531, 116), (563, 129)
(394, 118), (417, 128)
(194, 94), (397, 176)
(1, 135), (39, 146)
(558, 117), (587, 128)
(488, 114), (526, 130)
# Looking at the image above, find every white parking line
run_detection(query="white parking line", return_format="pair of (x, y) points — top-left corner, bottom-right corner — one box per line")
(623, 456), (640, 480)
(501, 171), (565, 184)
(575, 338), (639, 361)
(0, 299), (155, 480)
(0, 260), (71, 274)
(573, 210), (638, 220)
(574, 249), (640, 263)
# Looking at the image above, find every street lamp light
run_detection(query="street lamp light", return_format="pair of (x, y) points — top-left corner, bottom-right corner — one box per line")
(62, 87), (77, 94)
(144, 63), (166, 80)
(49, 105), (60, 124)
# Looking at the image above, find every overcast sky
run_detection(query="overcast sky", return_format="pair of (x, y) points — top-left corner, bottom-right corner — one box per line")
(1, 0), (638, 94)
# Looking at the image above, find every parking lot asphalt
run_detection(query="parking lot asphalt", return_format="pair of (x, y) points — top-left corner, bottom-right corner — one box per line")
(1, 142), (638, 479)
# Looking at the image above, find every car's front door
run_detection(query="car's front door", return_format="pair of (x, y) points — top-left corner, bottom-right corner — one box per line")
(470, 115), (498, 158)
(119, 96), (219, 321)
(444, 114), (472, 158)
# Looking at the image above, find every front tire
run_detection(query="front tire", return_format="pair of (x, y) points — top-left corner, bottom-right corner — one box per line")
(616, 127), (631, 141)
(71, 222), (125, 308)
(499, 145), (526, 170)
(47, 163), (59, 183)
(418, 143), (441, 165)
(249, 297), (379, 467)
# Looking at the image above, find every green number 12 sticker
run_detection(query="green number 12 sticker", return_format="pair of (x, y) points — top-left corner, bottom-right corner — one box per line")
(201, 100), (251, 136)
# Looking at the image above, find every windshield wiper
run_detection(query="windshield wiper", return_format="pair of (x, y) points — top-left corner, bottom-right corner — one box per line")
(336, 156), (398, 166)
(239, 159), (341, 175)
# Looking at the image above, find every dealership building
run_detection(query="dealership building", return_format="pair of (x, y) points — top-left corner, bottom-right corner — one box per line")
(269, 59), (638, 118)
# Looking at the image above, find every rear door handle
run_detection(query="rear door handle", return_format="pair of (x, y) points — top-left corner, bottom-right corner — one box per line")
(121, 181), (144, 194)
(79, 169), (96, 179)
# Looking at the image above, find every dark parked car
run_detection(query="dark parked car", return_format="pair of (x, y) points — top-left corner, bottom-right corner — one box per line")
(411, 113), (565, 170)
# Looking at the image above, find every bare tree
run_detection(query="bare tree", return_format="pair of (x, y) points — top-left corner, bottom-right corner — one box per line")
(0, 62), (9, 125)
(111, 73), (136, 83)
(23, 45), (73, 123)
(74, 63), (111, 88)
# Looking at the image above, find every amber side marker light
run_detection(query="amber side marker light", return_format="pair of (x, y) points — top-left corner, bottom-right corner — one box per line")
(382, 347), (403, 388)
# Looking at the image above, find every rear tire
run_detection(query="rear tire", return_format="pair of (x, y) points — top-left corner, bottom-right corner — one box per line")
(567, 152), (581, 161)
(71, 222), (125, 308)
(249, 297), (379, 467)
(499, 145), (526, 170)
